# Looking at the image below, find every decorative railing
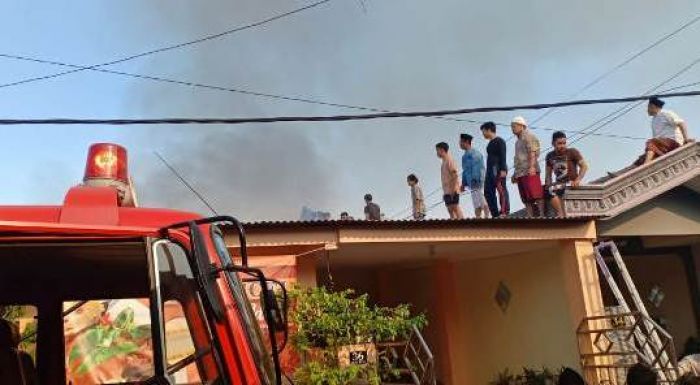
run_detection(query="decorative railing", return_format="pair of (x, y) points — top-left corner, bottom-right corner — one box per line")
(377, 326), (436, 385)
(577, 312), (680, 385)
(564, 142), (700, 218)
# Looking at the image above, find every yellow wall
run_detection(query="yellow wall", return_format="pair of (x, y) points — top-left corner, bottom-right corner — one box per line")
(367, 242), (601, 385)
(450, 248), (583, 385)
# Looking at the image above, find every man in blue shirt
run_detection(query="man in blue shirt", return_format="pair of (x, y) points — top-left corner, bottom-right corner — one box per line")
(459, 133), (489, 218)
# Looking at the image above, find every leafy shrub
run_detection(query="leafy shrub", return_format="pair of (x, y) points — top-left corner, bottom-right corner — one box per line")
(289, 287), (427, 385)
(490, 367), (561, 385)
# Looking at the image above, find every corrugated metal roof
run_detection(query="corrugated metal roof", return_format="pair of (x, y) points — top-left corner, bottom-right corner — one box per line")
(238, 216), (595, 230)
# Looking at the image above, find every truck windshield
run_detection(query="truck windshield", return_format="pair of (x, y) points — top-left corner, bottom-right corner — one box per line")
(211, 226), (276, 385)
(0, 239), (225, 385)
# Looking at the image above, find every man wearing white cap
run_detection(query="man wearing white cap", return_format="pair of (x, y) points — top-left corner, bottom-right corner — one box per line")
(511, 117), (545, 217)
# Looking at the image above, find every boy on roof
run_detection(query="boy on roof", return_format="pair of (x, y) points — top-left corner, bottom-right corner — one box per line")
(407, 174), (426, 220)
(364, 194), (381, 221)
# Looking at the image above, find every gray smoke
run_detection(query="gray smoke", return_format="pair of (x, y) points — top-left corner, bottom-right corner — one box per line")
(123, 0), (700, 220)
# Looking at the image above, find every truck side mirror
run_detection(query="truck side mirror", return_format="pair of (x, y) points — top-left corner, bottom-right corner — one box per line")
(242, 277), (289, 352)
(262, 279), (288, 345)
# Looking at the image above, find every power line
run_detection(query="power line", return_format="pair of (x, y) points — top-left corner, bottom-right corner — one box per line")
(0, 52), (650, 141)
(529, 12), (700, 125)
(502, 53), (700, 158)
(0, 0), (334, 90)
(568, 53), (700, 146)
(0, 89), (698, 125)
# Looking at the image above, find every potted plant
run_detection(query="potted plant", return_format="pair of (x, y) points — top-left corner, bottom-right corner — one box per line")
(289, 287), (427, 385)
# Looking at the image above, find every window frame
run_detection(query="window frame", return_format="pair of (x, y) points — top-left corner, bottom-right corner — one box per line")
(150, 236), (230, 385)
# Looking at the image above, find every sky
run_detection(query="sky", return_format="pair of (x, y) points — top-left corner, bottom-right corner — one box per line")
(0, 0), (699, 221)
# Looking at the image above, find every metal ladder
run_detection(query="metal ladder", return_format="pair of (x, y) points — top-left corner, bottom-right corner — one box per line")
(593, 241), (677, 383)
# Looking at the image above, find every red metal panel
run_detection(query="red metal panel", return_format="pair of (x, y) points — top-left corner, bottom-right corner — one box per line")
(60, 186), (120, 225)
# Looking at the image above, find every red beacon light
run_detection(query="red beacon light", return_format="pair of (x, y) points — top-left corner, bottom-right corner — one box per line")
(82, 143), (137, 206)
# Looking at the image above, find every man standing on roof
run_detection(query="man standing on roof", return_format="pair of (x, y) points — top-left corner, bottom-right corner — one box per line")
(545, 131), (588, 218)
(636, 97), (692, 165)
(364, 194), (381, 221)
(511, 116), (545, 217)
(459, 133), (489, 218)
(436, 142), (464, 219)
(480, 122), (510, 218)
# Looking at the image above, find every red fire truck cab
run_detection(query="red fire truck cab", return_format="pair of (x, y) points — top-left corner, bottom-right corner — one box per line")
(0, 144), (286, 385)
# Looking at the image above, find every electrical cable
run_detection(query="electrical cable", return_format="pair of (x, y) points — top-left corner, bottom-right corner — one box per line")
(1, 89), (699, 125)
(0, 52), (650, 140)
(529, 12), (700, 125)
(0, 0), (334, 90)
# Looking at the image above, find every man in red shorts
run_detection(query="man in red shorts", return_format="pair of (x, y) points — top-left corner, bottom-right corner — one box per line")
(510, 116), (545, 217)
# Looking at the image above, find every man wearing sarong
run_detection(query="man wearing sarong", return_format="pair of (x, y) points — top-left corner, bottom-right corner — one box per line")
(636, 97), (691, 166)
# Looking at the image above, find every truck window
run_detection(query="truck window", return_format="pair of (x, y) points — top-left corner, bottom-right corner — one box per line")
(0, 305), (37, 361)
(0, 304), (38, 385)
(154, 239), (222, 384)
(163, 300), (202, 384)
(211, 226), (276, 385)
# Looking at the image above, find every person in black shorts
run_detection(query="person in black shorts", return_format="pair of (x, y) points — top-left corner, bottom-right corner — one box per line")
(436, 142), (464, 219)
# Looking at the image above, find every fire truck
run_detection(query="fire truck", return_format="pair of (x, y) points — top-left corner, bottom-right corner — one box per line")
(0, 143), (287, 385)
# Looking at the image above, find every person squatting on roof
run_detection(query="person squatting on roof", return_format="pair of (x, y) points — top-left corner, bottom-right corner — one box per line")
(407, 174), (426, 220)
(511, 116), (545, 217)
(636, 97), (692, 166)
(480, 121), (510, 218)
(545, 131), (588, 218)
(435, 142), (465, 219)
(363, 194), (381, 221)
(459, 133), (490, 218)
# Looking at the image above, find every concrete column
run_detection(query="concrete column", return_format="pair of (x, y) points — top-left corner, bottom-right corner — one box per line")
(431, 259), (464, 385)
(559, 240), (606, 384)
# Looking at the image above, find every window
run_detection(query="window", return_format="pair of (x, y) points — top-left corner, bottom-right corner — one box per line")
(211, 226), (275, 385)
(63, 299), (154, 384)
(154, 239), (221, 385)
(163, 300), (202, 384)
(0, 305), (38, 362)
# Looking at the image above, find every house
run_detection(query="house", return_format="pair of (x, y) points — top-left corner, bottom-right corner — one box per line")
(222, 142), (700, 385)
(566, 142), (700, 369)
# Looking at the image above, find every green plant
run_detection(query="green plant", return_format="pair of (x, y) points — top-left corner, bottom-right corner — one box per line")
(490, 367), (560, 385)
(68, 307), (151, 374)
(1, 306), (37, 359)
(521, 367), (556, 385)
(289, 287), (427, 385)
(490, 369), (516, 385)
(0, 305), (25, 321)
